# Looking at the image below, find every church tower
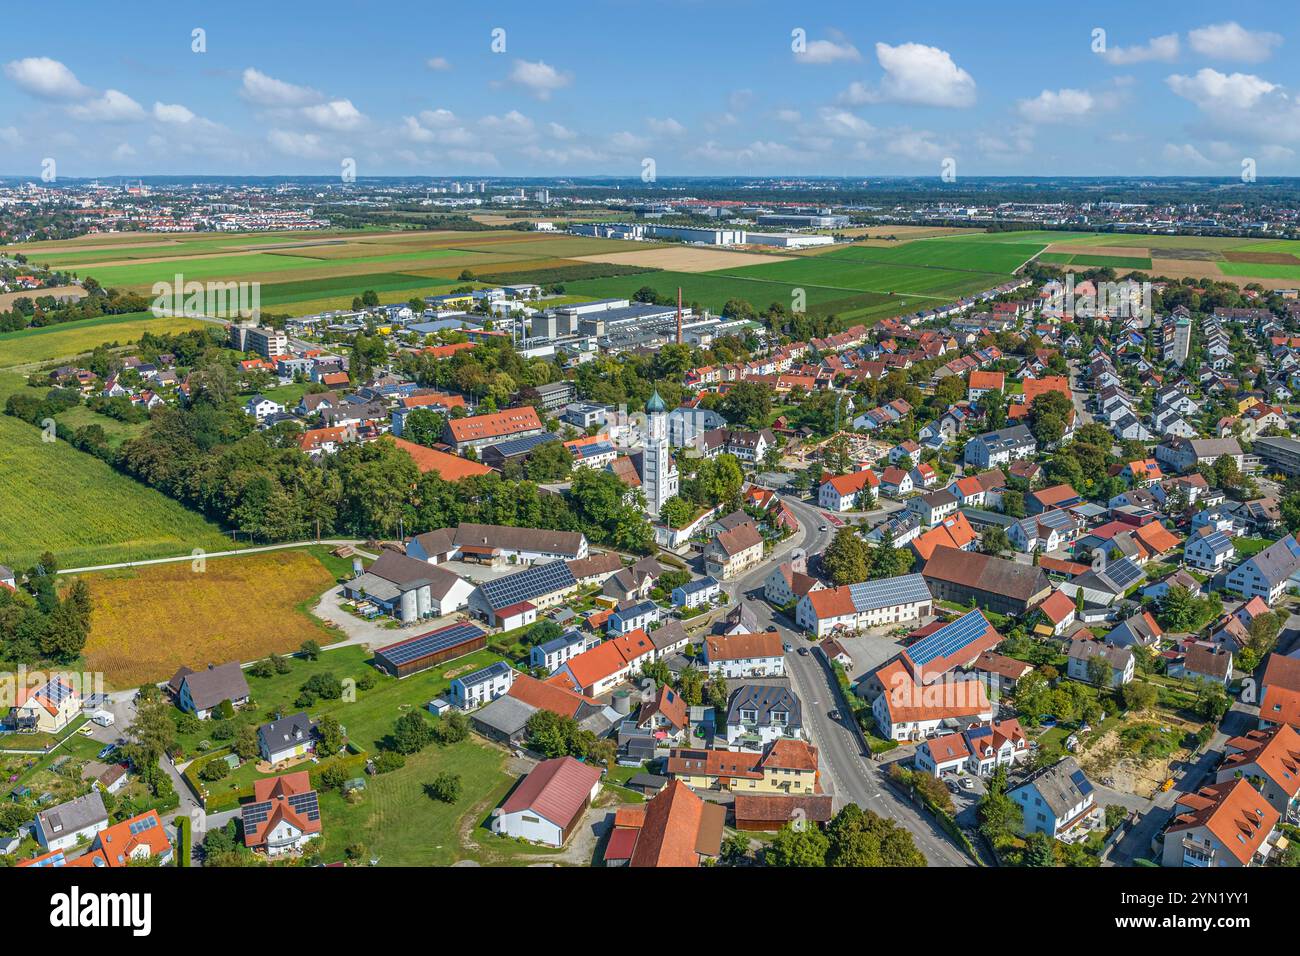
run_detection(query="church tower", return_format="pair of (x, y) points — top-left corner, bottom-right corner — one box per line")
(642, 389), (678, 517)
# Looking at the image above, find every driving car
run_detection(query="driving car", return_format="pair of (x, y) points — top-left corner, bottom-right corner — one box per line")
(828, 709), (841, 721)
(782, 642), (793, 652)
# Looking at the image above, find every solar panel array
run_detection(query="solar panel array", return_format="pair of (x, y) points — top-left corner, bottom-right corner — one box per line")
(288, 791), (321, 822)
(908, 610), (990, 668)
(1199, 530), (1232, 554)
(483, 431), (560, 459)
(478, 561), (576, 611)
(1102, 557), (1143, 591)
(41, 678), (75, 706)
(1037, 509), (1076, 532)
(377, 621), (486, 667)
(128, 815), (158, 836)
(848, 573), (932, 613)
(456, 660), (513, 687)
(242, 802), (271, 829)
(1070, 768), (1094, 797)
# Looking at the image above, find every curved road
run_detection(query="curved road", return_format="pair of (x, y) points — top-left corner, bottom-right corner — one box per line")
(724, 494), (975, 867)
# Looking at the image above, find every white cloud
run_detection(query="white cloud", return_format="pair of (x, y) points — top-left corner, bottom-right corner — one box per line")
(267, 129), (329, 158)
(479, 110), (536, 140)
(1163, 142), (1213, 168)
(152, 102), (195, 124)
(67, 89), (146, 122)
(842, 42), (976, 108)
(3, 57), (92, 100)
(1166, 68), (1278, 111)
(647, 117), (686, 136)
(1188, 22), (1282, 63)
(301, 98), (366, 131)
(548, 122), (576, 140)
(1166, 68), (1300, 143)
(1017, 88), (1096, 123)
(425, 57), (451, 71)
(508, 59), (572, 100)
(1101, 33), (1179, 65)
(240, 68), (322, 107)
(112, 142), (136, 160)
(813, 107), (876, 139)
(794, 39), (861, 65)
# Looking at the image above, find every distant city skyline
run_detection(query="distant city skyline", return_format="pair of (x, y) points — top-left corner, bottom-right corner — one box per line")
(3, 1), (1300, 178)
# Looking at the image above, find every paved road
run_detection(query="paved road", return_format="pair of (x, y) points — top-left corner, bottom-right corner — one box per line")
(723, 494), (974, 867)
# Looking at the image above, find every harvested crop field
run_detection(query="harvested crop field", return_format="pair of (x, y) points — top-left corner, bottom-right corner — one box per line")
(1147, 258), (1300, 290)
(77, 549), (338, 687)
(1044, 243), (1153, 259)
(1222, 250), (1300, 265)
(573, 246), (792, 272)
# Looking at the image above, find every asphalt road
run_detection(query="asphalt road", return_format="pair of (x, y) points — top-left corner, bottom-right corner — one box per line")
(723, 494), (975, 867)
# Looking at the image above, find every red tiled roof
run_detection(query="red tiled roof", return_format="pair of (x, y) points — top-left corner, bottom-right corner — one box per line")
(387, 437), (494, 480)
(501, 756), (602, 828)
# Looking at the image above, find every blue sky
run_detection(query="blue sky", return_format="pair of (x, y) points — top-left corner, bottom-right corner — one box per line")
(3, 0), (1300, 178)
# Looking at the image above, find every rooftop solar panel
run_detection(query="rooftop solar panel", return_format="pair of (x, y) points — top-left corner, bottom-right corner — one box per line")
(1102, 557), (1143, 591)
(847, 573), (932, 613)
(376, 622), (487, 667)
(478, 561), (576, 611)
(456, 661), (513, 687)
(908, 610), (990, 668)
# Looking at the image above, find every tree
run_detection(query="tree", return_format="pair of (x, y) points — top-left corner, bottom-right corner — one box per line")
(823, 526), (871, 586)
(707, 674), (729, 712)
(721, 830), (751, 864)
(1023, 832), (1058, 867)
(426, 772), (462, 803)
(718, 381), (773, 430)
(1001, 489), (1026, 518)
(766, 823), (829, 867)
(525, 440), (573, 482)
(391, 712), (434, 755)
(1086, 655), (1112, 688)
(123, 696), (178, 769)
(1121, 680), (1158, 713)
(869, 527), (914, 580)
(658, 496), (695, 530)
(316, 715), (346, 755)
(981, 525), (1011, 556)
(401, 407), (447, 447)
(299, 640), (321, 661)
(233, 725), (260, 762)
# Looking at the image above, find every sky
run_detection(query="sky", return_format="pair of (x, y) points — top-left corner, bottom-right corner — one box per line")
(3, 0), (1300, 179)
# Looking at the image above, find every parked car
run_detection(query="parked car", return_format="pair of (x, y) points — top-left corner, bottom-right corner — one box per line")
(797, 647), (809, 656)
(782, 642), (793, 652)
(828, 709), (841, 721)
(960, 777), (976, 791)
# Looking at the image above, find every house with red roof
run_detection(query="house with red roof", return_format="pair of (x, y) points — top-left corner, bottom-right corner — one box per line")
(1218, 724), (1300, 822)
(1161, 779), (1279, 867)
(491, 756), (603, 847)
(817, 469), (879, 511)
(241, 772), (322, 856)
(1260, 654), (1300, 732)
(604, 780), (725, 867)
(11, 676), (80, 734)
(1035, 589), (1077, 637)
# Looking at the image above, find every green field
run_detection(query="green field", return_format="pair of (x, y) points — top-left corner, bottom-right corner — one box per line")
(821, 238), (1047, 273)
(709, 256), (1007, 299)
(0, 312), (213, 368)
(0, 408), (232, 569)
(1217, 261), (1300, 281)
(257, 272), (461, 306)
(1039, 252), (1154, 270)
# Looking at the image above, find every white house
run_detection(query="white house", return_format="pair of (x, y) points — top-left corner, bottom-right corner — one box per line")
(795, 574), (933, 638)
(450, 661), (515, 710)
(529, 629), (599, 673)
(818, 471), (879, 511)
(1009, 757), (1100, 839)
(33, 791), (109, 853)
(1184, 527), (1235, 573)
(491, 756), (602, 848)
(1225, 534), (1300, 604)
(963, 425), (1036, 469)
(244, 395), (285, 422)
(702, 632), (785, 679)
(672, 576), (721, 609)
(257, 712), (317, 765)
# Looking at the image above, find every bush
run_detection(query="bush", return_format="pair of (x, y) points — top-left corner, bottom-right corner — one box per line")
(372, 751), (405, 774)
(198, 759), (230, 782)
(426, 772), (461, 803)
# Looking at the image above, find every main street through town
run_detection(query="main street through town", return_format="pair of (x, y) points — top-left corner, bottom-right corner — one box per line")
(718, 493), (975, 867)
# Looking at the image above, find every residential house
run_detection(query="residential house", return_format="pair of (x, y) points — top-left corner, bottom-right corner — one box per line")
(169, 662), (250, 720)
(725, 684), (803, 749)
(1185, 527), (1236, 573)
(794, 574), (932, 638)
(703, 524), (765, 580)
(9, 676), (80, 734)
(672, 576), (721, 610)
(605, 780), (725, 867)
(1066, 639), (1135, 687)
(1161, 779), (1278, 867)
(1009, 757), (1100, 839)
(32, 791), (109, 853)
(529, 629), (600, 674)
(450, 661), (516, 711)
(241, 772), (322, 856)
(817, 470), (879, 512)
(1217, 725), (1300, 824)
(1226, 534), (1300, 603)
(963, 425), (1036, 469)
(258, 712), (317, 765)
(1168, 643), (1234, 686)
(702, 632), (785, 679)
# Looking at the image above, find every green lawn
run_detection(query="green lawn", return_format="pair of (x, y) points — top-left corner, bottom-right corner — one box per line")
(1233, 537), (1272, 557)
(0, 313), (213, 368)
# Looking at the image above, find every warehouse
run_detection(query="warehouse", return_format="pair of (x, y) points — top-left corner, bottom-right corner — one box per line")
(373, 621), (488, 678)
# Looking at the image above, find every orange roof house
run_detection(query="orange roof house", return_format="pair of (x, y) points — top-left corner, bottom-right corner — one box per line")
(620, 780), (725, 867)
(241, 772), (321, 854)
(387, 436), (493, 480)
(911, 512), (976, 561)
(1164, 779), (1278, 867)
(968, 370), (1005, 393)
(447, 406), (543, 447)
(91, 810), (173, 867)
(1021, 375), (1070, 405)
